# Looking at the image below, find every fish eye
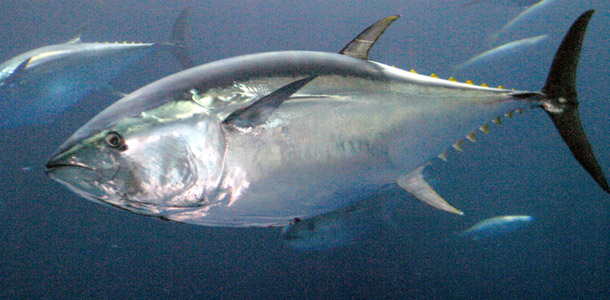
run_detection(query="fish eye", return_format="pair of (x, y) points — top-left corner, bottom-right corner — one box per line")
(105, 131), (126, 150)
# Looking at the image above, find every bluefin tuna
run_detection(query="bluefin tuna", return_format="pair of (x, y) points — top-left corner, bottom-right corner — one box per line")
(46, 11), (608, 228)
(0, 9), (193, 129)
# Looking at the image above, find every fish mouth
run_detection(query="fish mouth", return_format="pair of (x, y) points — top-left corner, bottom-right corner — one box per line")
(44, 153), (106, 183)
(45, 160), (95, 174)
(45, 156), (119, 203)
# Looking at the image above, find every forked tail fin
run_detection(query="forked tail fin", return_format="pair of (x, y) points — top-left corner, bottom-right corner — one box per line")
(541, 10), (610, 193)
(167, 8), (195, 69)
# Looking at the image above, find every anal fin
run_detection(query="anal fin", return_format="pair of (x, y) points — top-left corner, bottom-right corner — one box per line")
(397, 164), (464, 215)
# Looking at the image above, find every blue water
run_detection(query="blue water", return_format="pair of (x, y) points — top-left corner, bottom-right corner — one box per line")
(1, 0), (609, 299)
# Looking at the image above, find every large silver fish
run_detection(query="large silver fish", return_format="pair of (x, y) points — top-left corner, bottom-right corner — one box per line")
(0, 9), (193, 129)
(46, 11), (607, 228)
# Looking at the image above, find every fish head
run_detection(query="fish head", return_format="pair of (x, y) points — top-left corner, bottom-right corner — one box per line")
(46, 98), (226, 216)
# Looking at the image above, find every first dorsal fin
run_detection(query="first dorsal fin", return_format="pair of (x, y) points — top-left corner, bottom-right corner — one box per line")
(339, 15), (400, 60)
(397, 163), (464, 215)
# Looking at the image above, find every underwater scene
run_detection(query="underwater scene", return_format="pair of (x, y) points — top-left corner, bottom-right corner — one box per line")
(1, 0), (609, 299)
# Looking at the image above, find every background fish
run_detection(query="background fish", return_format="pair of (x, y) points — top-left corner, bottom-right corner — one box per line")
(457, 215), (534, 241)
(0, 8), (192, 129)
(488, 0), (557, 43)
(454, 34), (549, 73)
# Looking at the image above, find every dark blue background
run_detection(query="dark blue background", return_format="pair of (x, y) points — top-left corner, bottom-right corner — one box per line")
(1, 0), (609, 299)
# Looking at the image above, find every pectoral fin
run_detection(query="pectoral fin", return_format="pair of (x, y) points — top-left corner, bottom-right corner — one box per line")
(339, 15), (400, 60)
(223, 76), (316, 128)
(397, 164), (464, 215)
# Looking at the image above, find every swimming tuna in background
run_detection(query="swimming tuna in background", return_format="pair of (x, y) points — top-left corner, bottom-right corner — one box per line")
(454, 34), (548, 73)
(0, 8), (193, 129)
(463, 0), (543, 8)
(280, 204), (369, 250)
(457, 215), (534, 241)
(488, 0), (557, 43)
(281, 185), (408, 250)
(46, 11), (608, 230)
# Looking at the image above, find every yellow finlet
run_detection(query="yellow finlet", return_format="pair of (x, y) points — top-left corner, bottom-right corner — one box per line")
(410, 69), (417, 74)
(448, 77), (457, 82)
(430, 73), (438, 78)
(481, 83), (488, 87)
(497, 85), (503, 89)
(466, 132), (476, 142)
(438, 151), (448, 162)
(452, 140), (463, 151)
(465, 80), (474, 85)
(479, 124), (490, 134)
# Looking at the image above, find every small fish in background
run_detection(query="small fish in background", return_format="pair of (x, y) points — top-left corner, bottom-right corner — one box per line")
(0, 8), (193, 129)
(280, 212), (364, 251)
(454, 34), (548, 73)
(488, 0), (557, 44)
(457, 215), (534, 241)
(280, 185), (408, 251)
(463, 0), (543, 8)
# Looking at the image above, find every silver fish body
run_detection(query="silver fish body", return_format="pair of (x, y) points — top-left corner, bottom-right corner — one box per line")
(46, 51), (535, 226)
(47, 11), (607, 228)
